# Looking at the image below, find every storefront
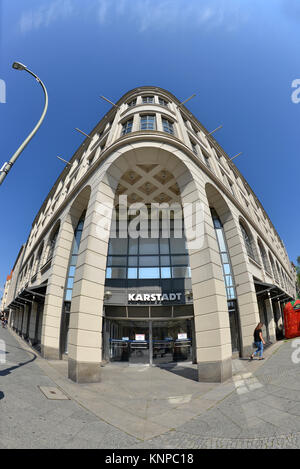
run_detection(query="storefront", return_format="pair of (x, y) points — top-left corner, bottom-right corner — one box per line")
(103, 305), (195, 366)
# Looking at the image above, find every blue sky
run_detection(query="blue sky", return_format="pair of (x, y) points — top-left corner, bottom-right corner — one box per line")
(0, 0), (300, 292)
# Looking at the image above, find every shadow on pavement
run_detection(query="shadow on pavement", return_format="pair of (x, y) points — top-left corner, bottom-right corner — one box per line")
(158, 364), (199, 382)
(0, 347), (37, 377)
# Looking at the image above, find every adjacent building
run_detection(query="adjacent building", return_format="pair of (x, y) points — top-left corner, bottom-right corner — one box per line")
(5, 87), (296, 383)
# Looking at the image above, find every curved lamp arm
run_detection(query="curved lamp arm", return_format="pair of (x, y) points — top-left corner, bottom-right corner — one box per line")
(0, 62), (48, 186)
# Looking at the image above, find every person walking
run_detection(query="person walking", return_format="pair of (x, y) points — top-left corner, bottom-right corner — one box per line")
(250, 322), (266, 360)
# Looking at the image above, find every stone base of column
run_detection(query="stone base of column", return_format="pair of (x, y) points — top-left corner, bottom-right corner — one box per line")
(68, 358), (101, 383)
(241, 345), (253, 358)
(41, 345), (60, 360)
(197, 357), (232, 383)
(268, 334), (276, 344)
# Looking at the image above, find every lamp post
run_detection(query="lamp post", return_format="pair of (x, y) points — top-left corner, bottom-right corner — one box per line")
(0, 62), (49, 186)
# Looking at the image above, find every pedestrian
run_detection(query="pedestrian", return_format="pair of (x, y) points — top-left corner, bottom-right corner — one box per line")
(250, 322), (266, 360)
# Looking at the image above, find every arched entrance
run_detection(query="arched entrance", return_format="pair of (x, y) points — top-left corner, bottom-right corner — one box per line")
(102, 160), (195, 365)
(66, 145), (233, 383)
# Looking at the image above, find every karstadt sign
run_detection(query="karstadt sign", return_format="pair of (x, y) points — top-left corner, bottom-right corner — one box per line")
(128, 292), (182, 302)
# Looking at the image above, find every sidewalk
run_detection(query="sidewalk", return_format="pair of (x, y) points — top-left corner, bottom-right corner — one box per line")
(1, 326), (300, 448)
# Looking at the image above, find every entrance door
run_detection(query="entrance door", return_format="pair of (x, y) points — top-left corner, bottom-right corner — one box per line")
(108, 320), (149, 364)
(106, 319), (193, 365)
(228, 300), (240, 352)
(152, 319), (192, 365)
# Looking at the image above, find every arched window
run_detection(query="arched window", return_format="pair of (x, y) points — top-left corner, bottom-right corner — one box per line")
(61, 212), (86, 355)
(240, 221), (255, 260)
(257, 239), (270, 273)
(211, 208), (240, 352)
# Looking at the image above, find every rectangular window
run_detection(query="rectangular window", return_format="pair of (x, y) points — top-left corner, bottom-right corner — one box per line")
(162, 118), (174, 135)
(121, 119), (133, 135)
(190, 140), (198, 155)
(127, 99), (136, 107)
(106, 267), (127, 279)
(128, 268), (138, 279)
(172, 266), (191, 278)
(203, 154), (211, 170)
(139, 267), (160, 279)
(140, 115), (156, 130)
(159, 98), (168, 107)
(107, 256), (127, 267)
(161, 267), (171, 278)
(108, 239), (128, 255)
(139, 238), (159, 254)
(142, 96), (154, 104)
(139, 256), (159, 267)
(170, 237), (187, 254)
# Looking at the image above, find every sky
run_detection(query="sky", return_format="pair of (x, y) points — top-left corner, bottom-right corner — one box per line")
(0, 0), (300, 293)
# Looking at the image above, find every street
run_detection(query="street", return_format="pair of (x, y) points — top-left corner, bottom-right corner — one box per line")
(1, 326), (300, 449)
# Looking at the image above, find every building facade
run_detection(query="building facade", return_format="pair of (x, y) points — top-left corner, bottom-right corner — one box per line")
(1, 271), (12, 315)
(6, 87), (296, 383)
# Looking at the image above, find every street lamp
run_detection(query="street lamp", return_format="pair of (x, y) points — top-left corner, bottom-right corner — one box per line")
(0, 62), (49, 186)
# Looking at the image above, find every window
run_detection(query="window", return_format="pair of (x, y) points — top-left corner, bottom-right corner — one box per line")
(240, 223), (255, 260)
(203, 153), (211, 170)
(127, 99), (136, 108)
(258, 240), (270, 273)
(211, 209), (236, 300)
(142, 96), (154, 104)
(241, 193), (249, 208)
(121, 119), (133, 135)
(228, 179), (235, 197)
(162, 118), (174, 135)
(158, 97), (168, 107)
(105, 215), (190, 280)
(140, 115), (156, 130)
(47, 227), (59, 261)
(35, 243), (44, 274)
(211, 209), (240, 352)
(190, 139), (198, 156)
(64, 215), (86, 302)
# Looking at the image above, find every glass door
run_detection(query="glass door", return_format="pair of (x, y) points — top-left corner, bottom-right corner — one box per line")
(128, 322), (149, 365)
(108, 320), (149, 364)
(152, 319), (192, 365)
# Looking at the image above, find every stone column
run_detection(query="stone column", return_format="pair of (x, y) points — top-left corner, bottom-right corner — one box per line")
(28, 302), (38, 345)
(67, 180), (115, 383)
(41, 220), (74, 360)
(187, 202), (232, 382)
(224, 218), (260, 357)
(21, 305), (28, 337)
(264, 298), (276, 343)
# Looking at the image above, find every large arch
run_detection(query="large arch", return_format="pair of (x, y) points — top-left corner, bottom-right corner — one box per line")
(66, 144), (233, 383)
